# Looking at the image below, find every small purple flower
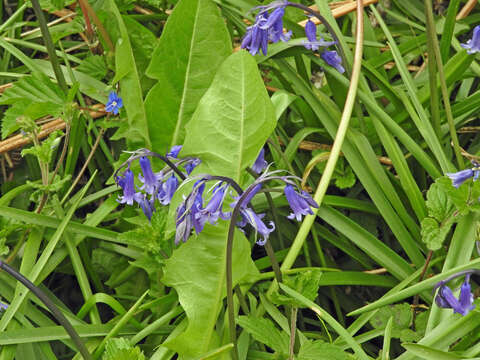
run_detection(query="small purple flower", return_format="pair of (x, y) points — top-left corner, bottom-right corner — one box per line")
(252, 148), (268, 173)
(435, 274), (475, 316)
(185, 158), (201, 175)
(105, 91), (123, 115)
(116, 169), (138, 205)
(197, 183), (231, 226)
(265, 6), (292, 43)
(237, 207), (275, 246)
(0, 302), (8, 311)
(175, 182), (205, 244)
(167, 145), (182, 158)
(321, 50), (345, 74)
(242, 14), (269, 56)
(138, 156), (161, 194)
(304, 19), (319, 50)
(446, 169), (474, 188)
(461, 25), (480, 54)
(135, 193), (155, 220)
(284, 184), (319, 221)
(158, 175), (179, 205)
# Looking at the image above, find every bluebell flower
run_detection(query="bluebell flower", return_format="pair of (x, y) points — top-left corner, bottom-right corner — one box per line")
(304, 19), (319, 51)
(284, 184), (319, 221)
(116, 169), (139, 205)
(237, 207), (275, 246)
(198, 183), (231, 226)
(135, 193), (156, 220)
(265, 6), (292, 43)
(446, 169), (475, 188)
(158, 175), (179, 205)
(461, 25), (480, 54)
(185, 158), (201, 175)
(105, 91), (123, 115)
(252, 148), (268, 173)
(0, 302), (8, 311)
(321, 50), (345, 73)
(435, 274), (475, 316)
(175, 182), (205, 244)
(167, 145), (182, 158)
(242, 14), (269, 55)
(138, 156), (161, 194)
(241, 1), (291, 56)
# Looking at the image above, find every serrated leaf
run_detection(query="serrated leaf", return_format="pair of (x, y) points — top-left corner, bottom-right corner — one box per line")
(271, 269), (322, 307)
(237, 315), (289, 354)
(421, 217), (453, 251)
(426, 181), (455, 222)
(76, 55), (108, 80)
(0, 72), (64, 105)
(102, 338), (145, 360)
(297, 340), (356, 360)
(144, 0), (232, 152)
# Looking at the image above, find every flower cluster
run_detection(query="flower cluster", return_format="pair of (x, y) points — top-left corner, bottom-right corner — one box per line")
(446, 161), (480, 188)
(461, 25), (480, 55)
(115, 146), (200, 220)
(115, 146), (319, 246)
(175, 160), (319, 245)
(434, 272), (475, 316)
(240, 1), (344, 73)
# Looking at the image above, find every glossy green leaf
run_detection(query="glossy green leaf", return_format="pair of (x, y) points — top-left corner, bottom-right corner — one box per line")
(145, 0), (231, 152)
(182, 50), (276, 180)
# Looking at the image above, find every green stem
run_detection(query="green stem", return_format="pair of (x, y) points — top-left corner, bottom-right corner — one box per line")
(0, 261), (92, 360)
(271, 0), (365, 286)
(424, 0), (463, 169)
(30, 0), (68, 93)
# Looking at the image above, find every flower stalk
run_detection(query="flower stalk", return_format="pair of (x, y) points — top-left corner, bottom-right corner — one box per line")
(271, 0), (364, 290)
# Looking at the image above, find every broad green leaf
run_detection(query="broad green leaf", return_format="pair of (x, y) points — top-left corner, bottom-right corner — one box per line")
(144, 0), (231, 152)
(76, 55), (108, 81)
(162, 223), (258, 358)
(182, 51), (276, 180)
(105, 0), (151, 148)
(237, 315), (289, 354)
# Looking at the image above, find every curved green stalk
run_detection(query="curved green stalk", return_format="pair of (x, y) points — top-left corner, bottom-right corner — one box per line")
(273, 0), (365, 280)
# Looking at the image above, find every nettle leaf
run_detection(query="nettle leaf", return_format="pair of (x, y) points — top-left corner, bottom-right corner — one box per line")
(369, 303), (426, 342)
(102, 338), (145, 360)
(271, 269), (322, 307)
(76, 55), (108, 81)
(144, 0), (232, 152)
(0, 73), (66, 138)
(237, 315), (289, 354)
(297, 340), (356, 360)
(421, 178), (460, 250)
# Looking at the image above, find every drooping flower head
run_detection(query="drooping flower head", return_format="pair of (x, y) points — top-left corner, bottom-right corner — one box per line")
(252, 148), (268, 174)
(321, 50), (345, 74)
(116, 169), (139, 205)
(298, 17), (336, 55)
(105, 91), (123, 115)
(434, 271), (476, 316)
(158, 175), (179, 205)
(284, 184), (319, 221)
(135, 193), (156, 220)
(446, 161), (480, 188)
(176, 181), (205, 244)
(167, 145), (183, 158)
(461, 25), (480, 54)
(198, 183), (231, 226)
(241, 1), (291, 56)
(138, 156), (161, 194)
